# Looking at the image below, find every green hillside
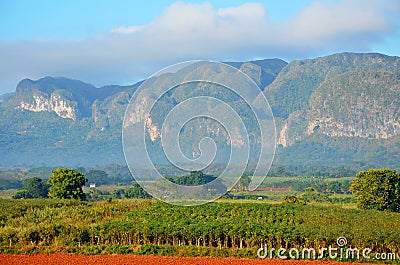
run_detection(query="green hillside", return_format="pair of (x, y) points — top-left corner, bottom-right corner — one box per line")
(0, 53), (399, 170)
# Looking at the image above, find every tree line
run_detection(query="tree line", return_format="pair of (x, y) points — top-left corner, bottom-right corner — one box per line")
(12, 167), (400, 214)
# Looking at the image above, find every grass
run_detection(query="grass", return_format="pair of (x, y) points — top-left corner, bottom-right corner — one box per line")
(0, 189), (17, 199)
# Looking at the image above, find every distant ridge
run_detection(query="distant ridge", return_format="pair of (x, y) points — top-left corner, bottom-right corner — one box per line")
(0, 52), (399, 169)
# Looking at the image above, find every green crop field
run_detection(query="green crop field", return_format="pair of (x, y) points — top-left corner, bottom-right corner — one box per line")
(0, 198), (399, 262)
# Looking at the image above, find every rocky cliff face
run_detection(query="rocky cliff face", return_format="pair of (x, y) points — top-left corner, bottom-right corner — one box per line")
(122, 59), (286, 147)
(266, 53), (400, 147)
(307, 71), (400, 139)
(264, 53), (400, 118)
(0, 53), (399, 167)
(5, 77), (133, 122)
(5, 77), (91, 120)
(17, 93), (79, 120)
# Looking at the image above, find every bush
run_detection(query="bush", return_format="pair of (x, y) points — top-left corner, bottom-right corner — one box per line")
(13, 189), (32, 199)
(48, 168), (87, 200)
(351, 168), (400, 212)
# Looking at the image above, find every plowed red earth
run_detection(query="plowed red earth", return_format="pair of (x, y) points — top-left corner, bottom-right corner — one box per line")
(0, 254), (382, 265)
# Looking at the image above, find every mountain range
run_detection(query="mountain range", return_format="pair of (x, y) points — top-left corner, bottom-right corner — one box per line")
(0, 52), (399, 170)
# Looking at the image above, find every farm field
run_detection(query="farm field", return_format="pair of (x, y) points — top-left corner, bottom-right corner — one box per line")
(0, 198), (399, 263)
(0, 254), (384, 265)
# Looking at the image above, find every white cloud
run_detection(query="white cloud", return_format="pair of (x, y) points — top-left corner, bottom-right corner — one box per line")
(111, 25), (145, 34)
(0, 0), (399, 94)
(289, 0), (394, 45)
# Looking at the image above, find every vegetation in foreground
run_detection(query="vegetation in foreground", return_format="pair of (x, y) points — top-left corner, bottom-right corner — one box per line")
(0, 198), (399, 262)
(1, 167), (400, 262)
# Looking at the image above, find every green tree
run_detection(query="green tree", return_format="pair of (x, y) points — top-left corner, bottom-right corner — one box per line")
(168, 171), (216, 186)
(300, 187), (331, 203)
(47, 168), (87, 200)
(85, 170), (108, 186)
(12, 189), (32, 199)
(283, 194), (306, 205)
(351, 168), (400, 212)
(125, 183), (151, 199)
(12, 177), (49, 199)
(23, 177), (49, 198)
(327, 181), (343, 194)
(112, 188), (125, 199)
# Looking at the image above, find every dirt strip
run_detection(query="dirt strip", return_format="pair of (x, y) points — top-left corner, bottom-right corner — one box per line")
(0, 254), (384, 265)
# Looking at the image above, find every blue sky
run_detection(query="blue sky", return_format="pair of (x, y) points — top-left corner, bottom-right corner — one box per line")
(0, 1), (314, 39)
(0, 0), (399, 94)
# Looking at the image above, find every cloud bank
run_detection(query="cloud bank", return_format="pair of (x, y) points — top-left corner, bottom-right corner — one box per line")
(0, 0), (399, 93)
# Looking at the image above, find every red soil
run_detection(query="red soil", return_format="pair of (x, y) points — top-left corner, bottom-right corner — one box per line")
(253, 187), (291, 192)
(0, 254), (383, 265)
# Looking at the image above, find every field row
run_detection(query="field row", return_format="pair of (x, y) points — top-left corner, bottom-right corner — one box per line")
(0, 199), (399, 260)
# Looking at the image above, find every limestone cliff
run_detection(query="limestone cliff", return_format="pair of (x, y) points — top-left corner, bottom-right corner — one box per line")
(17, 94), (78, 120)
